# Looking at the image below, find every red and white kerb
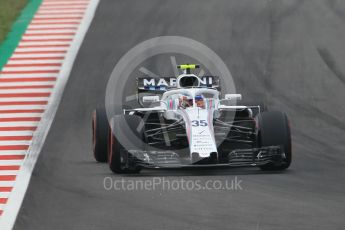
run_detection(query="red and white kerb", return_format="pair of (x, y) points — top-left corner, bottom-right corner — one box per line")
(0, 0), (91, 217)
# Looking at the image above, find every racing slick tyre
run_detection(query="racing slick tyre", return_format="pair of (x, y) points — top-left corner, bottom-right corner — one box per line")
(257, 111), (291, 171)
(92, 106), (109, 163)
(108, 115), (143, 174)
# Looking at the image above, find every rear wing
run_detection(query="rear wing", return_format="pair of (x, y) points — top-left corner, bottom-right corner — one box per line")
(136, 76), (220, 105)
(137, 76), (220, 92)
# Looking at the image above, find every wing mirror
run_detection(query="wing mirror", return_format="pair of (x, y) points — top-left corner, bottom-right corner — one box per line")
(142, 95), (160, 102)
(224, 94), (242, 100)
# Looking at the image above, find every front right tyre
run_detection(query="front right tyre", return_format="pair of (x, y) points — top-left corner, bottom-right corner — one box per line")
(108, 115), (144, 174)
(257, 111), (292, 171)
(92, 106), (109, 163)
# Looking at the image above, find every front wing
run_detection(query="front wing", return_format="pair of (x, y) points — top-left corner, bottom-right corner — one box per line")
(124, 146), (286, 168)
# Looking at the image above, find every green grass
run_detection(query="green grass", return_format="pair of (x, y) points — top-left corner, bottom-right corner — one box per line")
(0, 0), (28, 44)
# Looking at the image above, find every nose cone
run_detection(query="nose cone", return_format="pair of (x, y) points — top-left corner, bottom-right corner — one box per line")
(191, 152), (219, 164)
(178, 108), (218, 160)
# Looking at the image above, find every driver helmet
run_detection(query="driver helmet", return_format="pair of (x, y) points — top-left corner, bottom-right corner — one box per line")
(195, 95), (205, 108)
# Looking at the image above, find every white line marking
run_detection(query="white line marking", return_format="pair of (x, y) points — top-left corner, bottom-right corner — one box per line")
(25, 29), (77, 33)
(0, 141), (31, 146)
(42, 1), (89, 5)
(0, 113), (42, 118)
(39, 6), (87, 10)
(0, 171), (20, 176)
(0, 150), (26, 155)
(11, 53), (66, 58)
(22, 35), (75, 40)
(37, 10), (86, 14)
(0, 122), (39, 127)
(0, 82), (54, 87)
(40, 5), (87, 9)
(0, 88), (52, 93)
(28, 24), (79, 29)
(15, 47), (68, 52)
(0, 181), (16, 186)
(3, 67), (61, 71)
(35, 14), (84, 17)
(32, 17), (82, 21)
(0, 105), (46, 110)
(18, 41), (71, 46)
(0, 98), (49, 102)
(7, 59), (63, 64)
(0, 74), (58, 78)
(0, 132), (34, 136)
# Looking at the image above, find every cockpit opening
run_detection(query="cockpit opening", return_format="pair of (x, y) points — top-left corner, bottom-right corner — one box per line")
(178, 94), (205, 109)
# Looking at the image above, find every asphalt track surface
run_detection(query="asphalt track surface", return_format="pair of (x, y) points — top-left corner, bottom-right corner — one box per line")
(14, 0), (345, 229)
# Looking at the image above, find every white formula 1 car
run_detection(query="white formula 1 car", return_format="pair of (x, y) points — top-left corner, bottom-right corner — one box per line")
(92, 64), (291, 173)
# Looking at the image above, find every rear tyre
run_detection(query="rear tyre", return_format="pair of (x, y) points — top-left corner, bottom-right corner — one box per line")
(257, 111), (291, 171)
(92, 106), (109, 163)
(108, 115), (143, 174)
